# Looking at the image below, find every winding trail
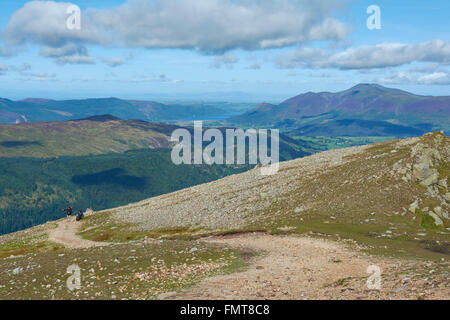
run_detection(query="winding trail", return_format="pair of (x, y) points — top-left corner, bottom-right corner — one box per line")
(171, 233), (448, 300)
(48, 218), (108, 249)
(171, 233), (384, 300)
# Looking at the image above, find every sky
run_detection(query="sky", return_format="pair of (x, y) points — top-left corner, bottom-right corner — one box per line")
(0, 0), (449, 102)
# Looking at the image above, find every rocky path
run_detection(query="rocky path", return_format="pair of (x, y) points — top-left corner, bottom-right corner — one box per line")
(171, 233), (448, 300)
(48, 218), (108, 249)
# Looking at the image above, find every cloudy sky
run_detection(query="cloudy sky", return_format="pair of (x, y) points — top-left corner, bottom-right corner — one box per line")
(0, 0), (449, 101)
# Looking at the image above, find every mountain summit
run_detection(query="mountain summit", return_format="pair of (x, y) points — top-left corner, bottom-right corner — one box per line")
(229, 84), (450, 134)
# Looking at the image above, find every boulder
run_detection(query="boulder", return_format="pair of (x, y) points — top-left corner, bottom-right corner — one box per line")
(409, 200), (419, 214)
(428, 212), (444, 227)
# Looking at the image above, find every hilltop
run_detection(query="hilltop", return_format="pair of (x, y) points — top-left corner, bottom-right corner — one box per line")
(229, 84), (450, 135)
(0, 132), (448, 300)
(0, 116), (176, 157)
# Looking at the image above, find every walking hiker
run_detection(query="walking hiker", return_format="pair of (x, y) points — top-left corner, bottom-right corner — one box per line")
(63, 206), (73, 220)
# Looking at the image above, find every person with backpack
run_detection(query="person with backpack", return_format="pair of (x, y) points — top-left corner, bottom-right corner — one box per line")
(63, 206), (73, 219)
(76, 210), (84, 221)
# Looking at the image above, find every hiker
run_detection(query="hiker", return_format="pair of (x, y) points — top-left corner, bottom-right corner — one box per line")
(63, 206), (73, 219)
(76, 210), (84, 221)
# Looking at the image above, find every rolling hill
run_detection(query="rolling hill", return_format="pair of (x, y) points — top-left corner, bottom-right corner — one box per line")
(0, 115), (307, 158)
(0, 115), (176, 157)
(229, 84), (450, 136)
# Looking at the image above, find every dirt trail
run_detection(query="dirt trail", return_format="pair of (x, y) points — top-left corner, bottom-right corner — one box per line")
(48, 218), (108, 249)
(171, 234), (448, 300)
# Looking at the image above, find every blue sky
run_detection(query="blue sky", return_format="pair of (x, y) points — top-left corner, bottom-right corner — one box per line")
(0, 0), (449, 102)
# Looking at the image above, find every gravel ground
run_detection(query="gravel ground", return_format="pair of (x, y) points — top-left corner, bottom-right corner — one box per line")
(48, 218), (108, 249)
(112, 145), (370, 230)
(172, 233), (449, 300)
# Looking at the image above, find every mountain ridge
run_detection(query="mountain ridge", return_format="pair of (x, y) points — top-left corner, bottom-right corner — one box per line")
(229, 84), (450, 135)
(0, 97), (229, 124)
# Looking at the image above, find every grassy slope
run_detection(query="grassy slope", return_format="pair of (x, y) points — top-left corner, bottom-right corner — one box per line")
(0, 149), (251, 235)
(78, 133), (449, 261)
(290, 136), (395, 153)
(0, 222), (250, 299)
(0, 119), (172, 158)
(256, 133), (449, 260)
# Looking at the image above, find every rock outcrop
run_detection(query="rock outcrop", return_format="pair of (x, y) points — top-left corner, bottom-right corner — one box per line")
(393, 132), (449, 227)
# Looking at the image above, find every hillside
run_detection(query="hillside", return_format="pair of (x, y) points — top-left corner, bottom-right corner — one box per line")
(0, 116), (175, 157)
(0, 115), (306, 158)
(0, 116), (307, 234)
(288, 119), (425, 137)
(86, 132), (449, 244)
(229, 84), (450, 135)
(0, 149), (253, 235)
(0, 132), (448, 300)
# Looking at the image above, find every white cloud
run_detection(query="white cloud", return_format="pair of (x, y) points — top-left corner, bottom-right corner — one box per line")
(54, 54), (95, 65)
(20, 72), (57, 81)
(329, 40), (450, 69)
(120, 73), (171, 83)
(4, 1), (101, 47)
(381, 71), (450, 85)
(8, 63), (31, 73)
(0, 63), (34, 75)
(247, 62), (261, 70)
(39, 44), (95, 65)
(92, 0), (348, 51)
(0, 62), (57, 80)
(211, 53), (239, 69)
(0, 62), (59, 82)
(2, 0), (349, 60)
(102, 57), (126, 67)
(40, 44), (84, 57)
(276, 46), (330, 68)
(277, 40), (450, 70)
(410, 63), (440, 73)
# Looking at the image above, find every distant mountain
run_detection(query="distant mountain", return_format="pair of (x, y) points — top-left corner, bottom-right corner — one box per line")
(0, 97), (228, 124)
(229, 84), (450, 136)
(19, 98), (54, 105)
